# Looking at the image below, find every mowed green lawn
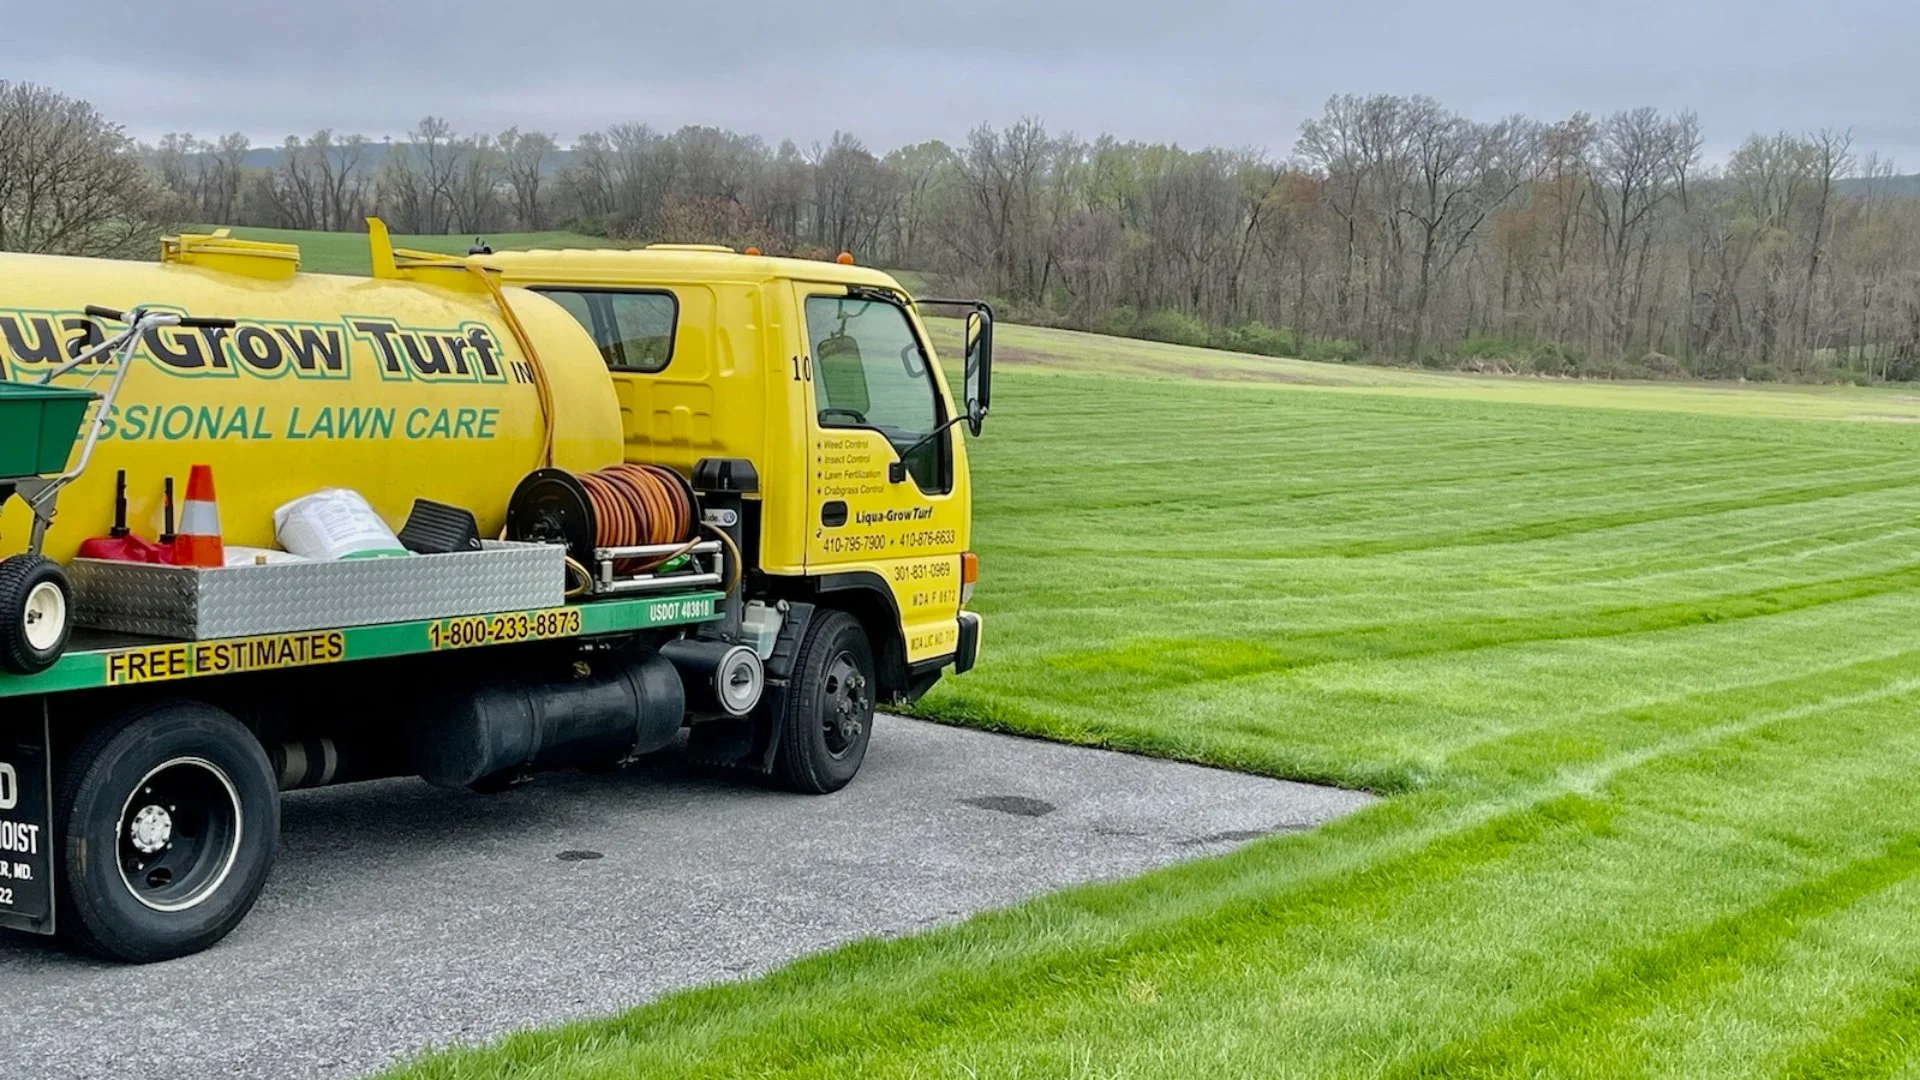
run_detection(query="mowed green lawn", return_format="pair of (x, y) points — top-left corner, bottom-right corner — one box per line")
(394, 335), (1920, 1078)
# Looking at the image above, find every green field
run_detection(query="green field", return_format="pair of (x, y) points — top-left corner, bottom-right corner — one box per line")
(189, 225), (631, 274)
(392, 328), (1920, 1078)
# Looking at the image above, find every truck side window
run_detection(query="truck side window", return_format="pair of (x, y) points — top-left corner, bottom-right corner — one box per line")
(805, 295), (948, 493)
(535, 288), (678, 373)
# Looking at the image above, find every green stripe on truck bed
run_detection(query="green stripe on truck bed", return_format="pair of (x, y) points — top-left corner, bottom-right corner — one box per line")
(0, 592), (724, 698)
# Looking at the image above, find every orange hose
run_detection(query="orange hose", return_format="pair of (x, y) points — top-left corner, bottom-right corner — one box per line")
(577, 463), (698, 572)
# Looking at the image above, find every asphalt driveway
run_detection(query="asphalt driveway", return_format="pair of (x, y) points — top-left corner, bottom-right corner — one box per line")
(2, 715), (1374, 1079)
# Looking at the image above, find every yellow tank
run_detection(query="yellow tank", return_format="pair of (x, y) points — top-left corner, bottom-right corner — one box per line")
(0, 231), (623, 562)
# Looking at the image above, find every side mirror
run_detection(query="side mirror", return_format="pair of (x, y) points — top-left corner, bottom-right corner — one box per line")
(962, 306), (993, 436)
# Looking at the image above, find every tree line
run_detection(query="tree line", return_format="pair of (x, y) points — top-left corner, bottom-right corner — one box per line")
(6, 78), (1920, 381)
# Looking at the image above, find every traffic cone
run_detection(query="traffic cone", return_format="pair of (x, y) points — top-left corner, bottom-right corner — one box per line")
(173, 464), (225, 568)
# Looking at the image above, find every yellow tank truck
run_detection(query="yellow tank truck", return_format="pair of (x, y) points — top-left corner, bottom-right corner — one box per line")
(0, 225), (991, 961)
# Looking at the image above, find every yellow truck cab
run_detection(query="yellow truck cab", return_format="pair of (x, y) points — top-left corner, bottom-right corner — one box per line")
(483, 245), (988, 713)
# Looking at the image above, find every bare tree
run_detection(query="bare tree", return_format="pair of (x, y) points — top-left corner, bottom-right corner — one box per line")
(265, 135), (322, 228)
(448, 133), (503, 234)
(1799, 129), (1853, 362)
(1589, 108), (1695, 355)
(499, 127), (556, 229)
(1298, 95), (1381, 333)
(0, 81), (169, 256)
(203, 132), (250, 224)
(811, 132), (893, 256)
(1393, 102), (1538, 362)
(300, 131), (373, 232)
(30, 81), (1918, 385)
(412, 117), (465, 234)
(376, 135), (427, 233)
(881, 140), (954, 266)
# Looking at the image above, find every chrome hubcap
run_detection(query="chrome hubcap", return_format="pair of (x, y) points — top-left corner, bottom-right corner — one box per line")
(128, 804), (173, 855)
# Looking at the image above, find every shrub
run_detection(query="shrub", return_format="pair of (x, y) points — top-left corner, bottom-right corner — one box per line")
(1745, 364), (1779, 383)
(1131, 309), (1210, 348)
(1885, 355), (1920, 382)
(997, 299), (1064, 328)
(1580, 358), (1644, 380)
(1545, 341), (1588, 372)
(1097, 306), (1139, 338)
(1214, 322), (1297, 357)
(1455, 333), (1533, 360)
(1527, 352), (1568, 376)
(1303, 337), (1365, 364)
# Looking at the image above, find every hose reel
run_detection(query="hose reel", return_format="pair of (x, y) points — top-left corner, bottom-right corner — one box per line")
(506, 464), (737, 597)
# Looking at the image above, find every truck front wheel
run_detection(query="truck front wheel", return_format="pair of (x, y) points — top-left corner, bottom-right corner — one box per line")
(774, 610), (875, 794)
(56, 701), (280, 962)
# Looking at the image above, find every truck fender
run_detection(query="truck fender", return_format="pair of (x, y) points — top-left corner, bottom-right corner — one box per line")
(687, 603), (815, 774)
(809, 573), (912, 704)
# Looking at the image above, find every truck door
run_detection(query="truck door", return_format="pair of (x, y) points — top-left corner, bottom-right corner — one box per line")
(795, 284), (968, 666)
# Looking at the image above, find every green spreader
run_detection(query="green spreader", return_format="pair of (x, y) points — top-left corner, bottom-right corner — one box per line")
(0, 306), (212, 676)
(0, 381), (97, 677)
(0, 382), (95, 480)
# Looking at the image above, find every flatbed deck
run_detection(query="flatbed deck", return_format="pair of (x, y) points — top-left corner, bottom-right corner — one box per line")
(0, 591), (725, 699)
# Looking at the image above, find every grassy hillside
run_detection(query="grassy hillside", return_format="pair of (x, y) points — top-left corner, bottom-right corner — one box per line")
(190, 225), (629, 275)
(974, 320), (1920, 422)
(391, 329), (1920, 1078)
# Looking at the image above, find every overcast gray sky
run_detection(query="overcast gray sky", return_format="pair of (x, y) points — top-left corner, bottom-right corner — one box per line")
(9, 0), (1918, 166)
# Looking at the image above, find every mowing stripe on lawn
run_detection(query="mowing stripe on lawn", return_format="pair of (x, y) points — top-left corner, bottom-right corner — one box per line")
(388, 341), (1920, 1079)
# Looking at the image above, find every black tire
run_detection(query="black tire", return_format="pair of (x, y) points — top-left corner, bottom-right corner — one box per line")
(55, 701), (279, 963)
(774, 610), (875, 794)
(0, 554), (72, 674)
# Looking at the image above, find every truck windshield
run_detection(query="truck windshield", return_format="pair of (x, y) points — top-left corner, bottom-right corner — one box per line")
(805, 295), (946, 492)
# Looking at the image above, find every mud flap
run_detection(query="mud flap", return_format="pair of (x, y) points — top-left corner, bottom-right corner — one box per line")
(0, 702), (54, 935)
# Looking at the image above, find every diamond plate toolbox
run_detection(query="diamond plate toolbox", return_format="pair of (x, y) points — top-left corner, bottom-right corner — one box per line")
(69, 542), (565, 639)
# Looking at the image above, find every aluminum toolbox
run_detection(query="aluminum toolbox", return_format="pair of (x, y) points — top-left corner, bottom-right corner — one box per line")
(69, 541), (565, 640)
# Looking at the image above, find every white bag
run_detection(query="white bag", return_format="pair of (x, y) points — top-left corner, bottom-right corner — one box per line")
(272, 489), (408, 561)
(223, 546), (309, 567)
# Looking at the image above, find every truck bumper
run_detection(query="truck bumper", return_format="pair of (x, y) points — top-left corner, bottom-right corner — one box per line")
(954, 611), (982, 675)
(899, 612), (983, 705)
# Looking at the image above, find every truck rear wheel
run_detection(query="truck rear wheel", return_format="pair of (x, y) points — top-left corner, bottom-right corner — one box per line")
(774, 610), (875, 794)
(55, 701), (279, 963)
